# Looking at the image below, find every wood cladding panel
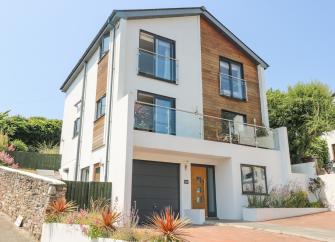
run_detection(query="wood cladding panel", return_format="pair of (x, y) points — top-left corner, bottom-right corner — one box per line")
(92, 53), (108, 150)
(200, 17), (263, 141)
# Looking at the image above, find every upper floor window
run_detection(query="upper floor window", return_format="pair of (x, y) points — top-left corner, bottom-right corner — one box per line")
(100, 34), (110, 59)
(240, 164), (267, 195)
(138, 30), (176, 83)
(73, 117), (80, 137)
(135, 91), (176, 135)
(220, 58), (247, 100)
(221, 110), (247, 141)
(95, 95), (106, 120)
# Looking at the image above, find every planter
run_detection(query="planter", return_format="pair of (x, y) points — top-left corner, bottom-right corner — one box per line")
(242, 208), (328, 222)
(183, 209), (205, 225)
(41, 223), (126, 242)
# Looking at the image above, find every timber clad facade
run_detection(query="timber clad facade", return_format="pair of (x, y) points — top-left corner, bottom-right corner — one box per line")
(92, 52), (109, 150)
(200, 17), (263, 128)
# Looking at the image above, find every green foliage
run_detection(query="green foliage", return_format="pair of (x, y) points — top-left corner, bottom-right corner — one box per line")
(267, 82), (335, 164)
(247, 195), (268, 208)
(36, 142), (59, 154)
(308, 177), (325, 205)
(11, 139), (28, 152)
(283, 190), (310, 208)
(0, 113), (62, 152)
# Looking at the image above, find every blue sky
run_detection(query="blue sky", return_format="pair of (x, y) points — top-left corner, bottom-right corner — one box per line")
(0, 0), (334, 119)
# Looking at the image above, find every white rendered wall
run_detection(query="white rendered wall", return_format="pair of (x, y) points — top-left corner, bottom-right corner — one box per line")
(124, 16), (203, 138)
(133, 126), (290, 220)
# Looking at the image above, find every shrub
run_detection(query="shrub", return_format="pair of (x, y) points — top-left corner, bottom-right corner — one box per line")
(247, 195), (269, 208)
(11, 139), (28, 152)
(308, 177), (325, 205)
(37, 142), (59, 154)
(283, 190), (310, 208)
(148, 207), (190, 242)
(47, 198), (77, 215)
(0, 131), (9, 151)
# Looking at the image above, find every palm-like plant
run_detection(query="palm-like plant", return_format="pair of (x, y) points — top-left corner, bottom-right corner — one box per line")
(101, 209), (121, 231)
(148, 207), (190, 242)
(48, 198), (77, 214)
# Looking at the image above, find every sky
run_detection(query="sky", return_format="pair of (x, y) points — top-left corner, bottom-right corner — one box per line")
(0, 0), (334, 119)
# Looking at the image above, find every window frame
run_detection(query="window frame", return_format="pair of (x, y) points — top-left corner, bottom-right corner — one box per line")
(95, 95), (106, 121)
(136, 90), (176, 135)
(138, 30), (177, 83)
(73, 117), (80, 138)
(240, 164), (268, 195)
(219, 56), (246, 101)
(99, 33), (110, 59)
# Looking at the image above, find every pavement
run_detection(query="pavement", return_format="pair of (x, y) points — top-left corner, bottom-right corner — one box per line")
(205, 211), (335, 242)
(0, 213), (34, 242)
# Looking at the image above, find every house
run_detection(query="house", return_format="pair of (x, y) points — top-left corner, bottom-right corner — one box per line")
(59, 7), (292, 221)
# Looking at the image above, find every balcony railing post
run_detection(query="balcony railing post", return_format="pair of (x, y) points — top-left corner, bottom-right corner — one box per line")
(254, 125), (258, 148)
(228, 121), (232, 143)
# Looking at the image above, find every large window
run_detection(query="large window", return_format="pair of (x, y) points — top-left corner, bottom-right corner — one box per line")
(135, 91), (176, 135)
(240, 164), (267, 195)
(73, 117), (80, 137)
(95, 95), (106, 120)
(100, 34), (110, 58)
(220, 58), (246, 100)
(138, 30), (176, 82)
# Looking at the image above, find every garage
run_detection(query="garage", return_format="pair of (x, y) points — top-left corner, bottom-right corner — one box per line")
(131, 160), (180, 223)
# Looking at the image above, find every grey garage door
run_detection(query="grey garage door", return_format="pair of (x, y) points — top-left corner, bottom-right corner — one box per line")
(132, 160), (180, 223)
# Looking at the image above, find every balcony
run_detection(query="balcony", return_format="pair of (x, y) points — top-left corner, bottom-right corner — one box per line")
(220, 73), (247, 100)
(138, 48), (177, 83)
(134, 101), (280, 150)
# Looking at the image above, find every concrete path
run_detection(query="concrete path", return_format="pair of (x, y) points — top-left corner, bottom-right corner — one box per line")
(0, 213), (34, 242)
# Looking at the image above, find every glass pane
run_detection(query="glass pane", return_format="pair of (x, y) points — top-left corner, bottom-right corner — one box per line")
(139, 50), (155, 76)
(155, 40), (172, 80)
(232, 78), (244, 99)
(155, 99), (173, 134)
(241, 166), (253, 193)
(103, 35), (110, 53)
(101, 96), (106, 115)
(134, 102), (154, 131)
(231, 63), (242, 78)
(253, 167), (267, 193)
(207, 167), (216, 215)
(220, 61), (231, 97)
(139, 32), (154, 52)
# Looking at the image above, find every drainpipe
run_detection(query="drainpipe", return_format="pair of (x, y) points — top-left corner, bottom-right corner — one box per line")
(104, 23), (116, 182)
(74, 61), (88, 181)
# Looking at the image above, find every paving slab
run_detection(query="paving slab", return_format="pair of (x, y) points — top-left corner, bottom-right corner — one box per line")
(0, 213), (34, 242)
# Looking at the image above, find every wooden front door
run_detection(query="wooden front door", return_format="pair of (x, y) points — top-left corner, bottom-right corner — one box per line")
(191, 166), (208, 216)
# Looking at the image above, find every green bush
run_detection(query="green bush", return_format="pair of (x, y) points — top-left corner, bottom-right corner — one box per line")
(11, 139), (28, 152)
(283, 191), (310, 208)
(247, 195), (269, 208)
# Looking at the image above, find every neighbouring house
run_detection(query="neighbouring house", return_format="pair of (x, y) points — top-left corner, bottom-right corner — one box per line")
(59, 7), (293, 221)
(324, 131), (335, 161)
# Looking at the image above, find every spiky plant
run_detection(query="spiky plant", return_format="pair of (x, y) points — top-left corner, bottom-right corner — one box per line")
(89, 198), (111, 213)
(48, 198), (77, 214)
(101, 208), (121, 231)
(148, 207), (190, 242)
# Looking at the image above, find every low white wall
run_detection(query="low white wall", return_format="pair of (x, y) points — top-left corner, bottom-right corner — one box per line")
(320, 174), (335, 211)
(41, 223), (125, 242)
(183, 209), (205, 225)
(242, 208), (328, 222)
(291, 161), (317, 178)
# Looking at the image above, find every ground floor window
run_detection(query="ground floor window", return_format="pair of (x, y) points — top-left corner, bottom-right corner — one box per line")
(81, 166), (90, 182)
(240, 164), (267, 195)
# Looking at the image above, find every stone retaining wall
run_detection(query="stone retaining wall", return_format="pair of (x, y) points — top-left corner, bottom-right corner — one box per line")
(0, 166), (66, 240)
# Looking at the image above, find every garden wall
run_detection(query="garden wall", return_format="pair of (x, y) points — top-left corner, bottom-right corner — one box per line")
(0, 166), (66, 240)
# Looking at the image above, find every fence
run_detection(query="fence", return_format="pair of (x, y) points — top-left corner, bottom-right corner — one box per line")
(10, 151), (61, 170)
(63, 181), (112, 209)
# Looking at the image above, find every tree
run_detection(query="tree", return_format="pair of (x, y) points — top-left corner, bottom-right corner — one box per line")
(0, 113), (62, 152)
(267, 81), (335, 164)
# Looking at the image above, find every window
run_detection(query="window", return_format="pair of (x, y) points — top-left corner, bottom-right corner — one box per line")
(135, 91), (176, 135)
(81, 167), (90, 182)
(100, 33), (110, 58)
(73, 117), (80, 137)
(138, 30), (176, 82)
(95, 96), (106, 120)
(93, 163), (101, 182)
(220, 58), (246, 100)
(221, 110), (247, 135)
(240, 165), (267, 194)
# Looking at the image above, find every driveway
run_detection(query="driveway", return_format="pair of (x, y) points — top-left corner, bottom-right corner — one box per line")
(0, 213), (34, 242)
(205, 212), (335, 242)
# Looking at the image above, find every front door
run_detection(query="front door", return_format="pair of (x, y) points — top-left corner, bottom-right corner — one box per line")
(191, 166), (207, 215)
(191, 165), (217, 217)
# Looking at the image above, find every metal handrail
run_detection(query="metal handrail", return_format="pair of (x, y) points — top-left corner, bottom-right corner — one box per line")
(135, 101), (272, 130)
(138, 48), (178, 61)
(219, 73), (247, 82)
